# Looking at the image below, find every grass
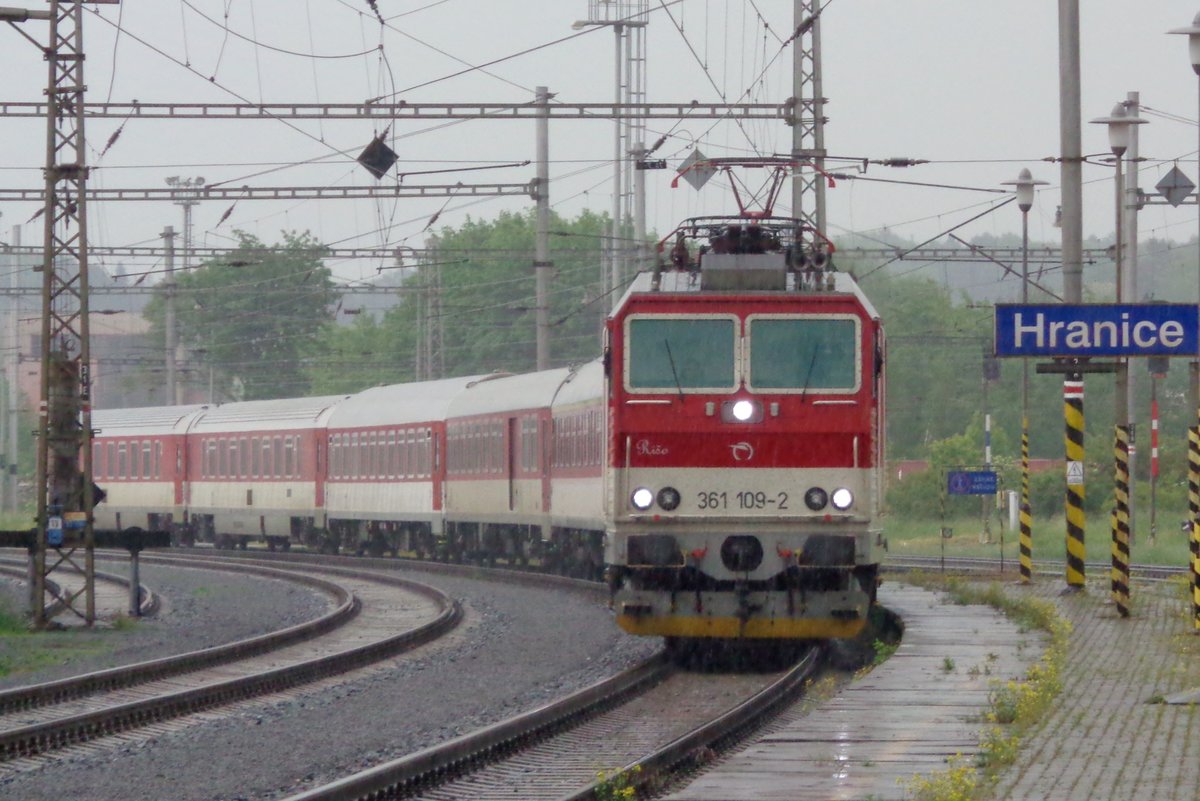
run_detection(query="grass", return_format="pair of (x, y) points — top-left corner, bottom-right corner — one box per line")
(883, 513), (1194, 567)
(0, 595), (127, 679)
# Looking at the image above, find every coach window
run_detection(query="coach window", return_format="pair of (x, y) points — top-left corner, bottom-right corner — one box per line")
(402, 431), (412, 478)
(117, 442), (128, 479)
(625, 316), (737, 392)
(590, 411), (601, 465)
(249, 437), (259, 478)
(420, 429), (431, 477)
(154, 441), (163, 479)
(384, 430), (394, 479)
(262, 438), (272, 479)
(747, 316), (859, 392)
(285, 436), (296, 478)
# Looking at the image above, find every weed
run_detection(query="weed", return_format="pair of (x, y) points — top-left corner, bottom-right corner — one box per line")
(897, 579), (1071, 800)
(942, 657), (956, 673)
(900, 754), (978, 801)
(110, 614), (138, 631)
(977, 726), (1020, 769)
(872, 638), (898, 666)
(595, 765), (642, 801)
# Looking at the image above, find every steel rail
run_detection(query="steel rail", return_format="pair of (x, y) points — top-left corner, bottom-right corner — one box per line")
(0, 565), (459, 760)
(559, 645), (825, 801)
(0, 565), (458, 762)
(280, 655), (673, 801)
(0, 559), (157, 619)
(0, 560), (355, 714)
(278, 645), (822, 801)
(884, 554), (1186, 581)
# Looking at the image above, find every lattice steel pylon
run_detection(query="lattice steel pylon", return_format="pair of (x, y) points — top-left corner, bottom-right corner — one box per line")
(577, 0), (649, 300)
(790, 0), (827, 237)
(33, 0), (99, 628)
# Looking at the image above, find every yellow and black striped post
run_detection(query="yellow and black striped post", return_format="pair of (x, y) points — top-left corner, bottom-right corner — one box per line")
(1064, 379), (1086, 589)
(1112, 425), (1130, 617)
(1190, 424), (1200, 631)
(1019, 416), (1032, 582)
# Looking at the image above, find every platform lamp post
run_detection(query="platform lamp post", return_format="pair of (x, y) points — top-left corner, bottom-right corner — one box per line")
(1002, 168), (1047, 583)
(1168, 12), (1200, 631)
(1091, 103), (1144, 618)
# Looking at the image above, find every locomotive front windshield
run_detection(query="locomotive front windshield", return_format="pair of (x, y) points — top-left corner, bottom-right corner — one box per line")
(627, 317), (736, 390)
(748, 317), (858, 391)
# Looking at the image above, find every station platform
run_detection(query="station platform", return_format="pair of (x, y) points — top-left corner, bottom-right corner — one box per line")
(665, 574), (1200, 801)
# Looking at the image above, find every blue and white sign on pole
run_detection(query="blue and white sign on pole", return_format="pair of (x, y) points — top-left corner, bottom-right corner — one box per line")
(994, 304), (1199, 358)
(947, 470), (998, 496)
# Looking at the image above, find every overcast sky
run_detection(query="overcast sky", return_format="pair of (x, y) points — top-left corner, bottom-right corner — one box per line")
(2, 1), (1200, 286)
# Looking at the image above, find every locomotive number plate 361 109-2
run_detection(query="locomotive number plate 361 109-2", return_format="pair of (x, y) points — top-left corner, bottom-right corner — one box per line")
(696, 490), (790, 511)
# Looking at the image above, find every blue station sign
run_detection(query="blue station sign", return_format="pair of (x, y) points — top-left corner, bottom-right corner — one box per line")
(994, 304), (1199, 358)
(947, 470), (998, 496)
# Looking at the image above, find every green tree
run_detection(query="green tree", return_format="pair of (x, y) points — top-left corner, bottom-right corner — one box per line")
(302, 312), (416, 395)
(416, 209), (613, 376)
(302, 209), (615, 392)
(145, 231), (338, 401)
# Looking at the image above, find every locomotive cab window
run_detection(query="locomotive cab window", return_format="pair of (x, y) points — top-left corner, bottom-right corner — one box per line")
(747, 315), (860, 393)
(624, 315), (737, 392)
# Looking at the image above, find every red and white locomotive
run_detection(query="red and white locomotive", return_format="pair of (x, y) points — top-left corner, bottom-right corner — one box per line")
(605, 221), (884, 641)
(91, 163), (884, 643)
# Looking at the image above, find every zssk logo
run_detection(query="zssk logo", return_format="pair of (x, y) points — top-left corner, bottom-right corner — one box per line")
(730, 442), (755, 462)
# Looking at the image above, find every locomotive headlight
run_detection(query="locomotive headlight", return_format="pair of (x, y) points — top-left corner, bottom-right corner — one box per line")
(631, 487), (655, 511)
(831, 487), (854, 511)
(656, 487), (681, 511)
(804, 487), (828, 511)
(721, 399), (763, 423)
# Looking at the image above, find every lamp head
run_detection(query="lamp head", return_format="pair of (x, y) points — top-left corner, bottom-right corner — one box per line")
(1167, 12), (1200, 75)
(1001, 168), (1048, 213)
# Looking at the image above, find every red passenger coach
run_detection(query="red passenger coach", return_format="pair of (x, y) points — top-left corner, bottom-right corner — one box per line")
(184, 396), (345, 550)
(604, 216), (885, 642)
(323, 376), (483, 557)
(92, 405), (208, 536)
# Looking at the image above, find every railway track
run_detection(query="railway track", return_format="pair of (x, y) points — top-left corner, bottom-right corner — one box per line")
(0, 556), (460, 771)
(132, 550), (834, 801)
(281, 646), (823, 801)
(885, 553), (1188, 581)
(0, 557), (157, 621)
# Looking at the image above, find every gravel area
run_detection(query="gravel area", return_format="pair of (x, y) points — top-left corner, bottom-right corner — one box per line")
(0, 566), (660, 801)
(0, 559), (334, 690)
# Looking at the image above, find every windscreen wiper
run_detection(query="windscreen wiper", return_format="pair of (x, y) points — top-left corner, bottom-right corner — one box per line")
(663, 339), (685, 401)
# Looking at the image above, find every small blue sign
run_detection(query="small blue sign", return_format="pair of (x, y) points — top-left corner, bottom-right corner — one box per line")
(947, 470), (998, 496)
(47, 516), (64, 547)
(994, 304), (1199, 358)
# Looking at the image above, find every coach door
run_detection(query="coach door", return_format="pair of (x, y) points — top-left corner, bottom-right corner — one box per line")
(508, 417), (519, 511)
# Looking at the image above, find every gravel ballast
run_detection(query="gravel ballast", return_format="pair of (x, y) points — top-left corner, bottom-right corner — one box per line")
(0, 563), (659, 801)
(0, 560), (334, 691)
